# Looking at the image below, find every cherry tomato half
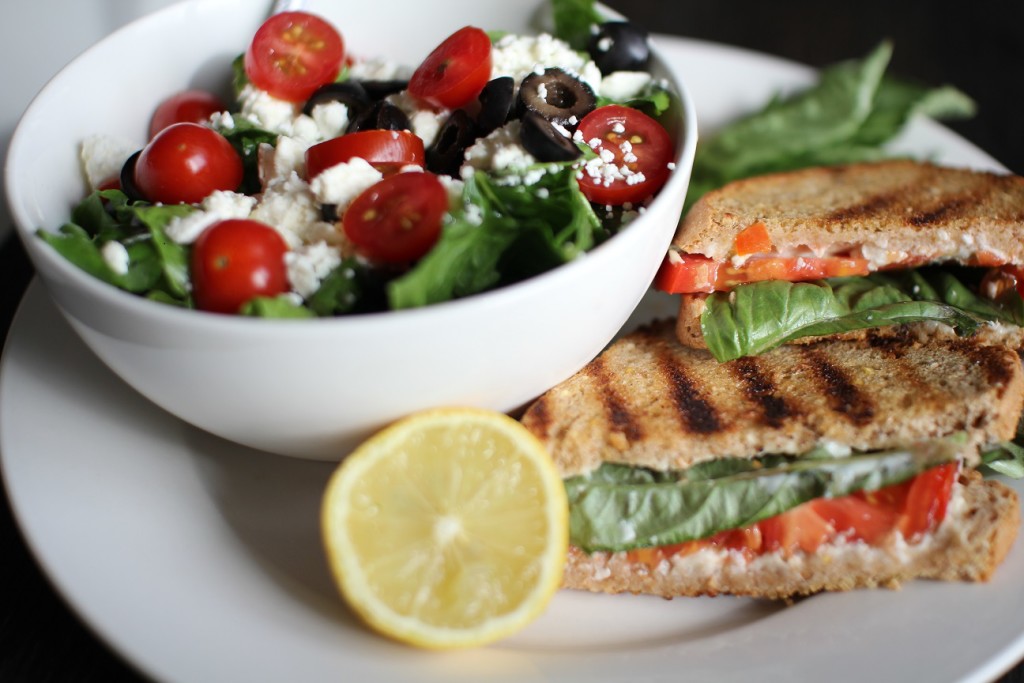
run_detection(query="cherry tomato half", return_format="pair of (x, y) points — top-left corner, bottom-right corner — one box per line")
(408, 26), (492, 109)
(576, 104), (673, 206)
(191, 219), (290, 313)
(244, 11), (344, 103)
(305, 130), (426, 179)
(343, 172), (447, 264)
(133, 123), (243, 205)
(148, 90), (226, 139)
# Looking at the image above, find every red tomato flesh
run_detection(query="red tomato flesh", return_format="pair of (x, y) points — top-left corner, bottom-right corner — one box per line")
(576, 104), (674, 206)
(191, 219), (290, 313)
(244, 11), (344, 103)
(305, 130), (425, 180)
(149, 90), (226, 139)
(343, 172), (448, 264)
(408, 26), (492, 109)
(654, 252), (873, 294)
(134, 123), (243, 205)
(626, 463), (959, 566)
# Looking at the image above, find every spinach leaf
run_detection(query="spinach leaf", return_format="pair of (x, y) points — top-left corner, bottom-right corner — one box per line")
(564, 437), (962, 552)
(241, 296), (315, 318)
(214, 117), (278, 195)
(550, 0), (603, 51)
(686, 41), (976, 212)
(597, 83), (674, 118)
(982, 441), (1024, 479)
(700, 268), (1017, 361)
(388, 163), (601, 309)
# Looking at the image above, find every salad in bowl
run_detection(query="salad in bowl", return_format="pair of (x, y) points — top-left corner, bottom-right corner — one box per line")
(40, 0), (681, 318)
(6, 0), (695, 458)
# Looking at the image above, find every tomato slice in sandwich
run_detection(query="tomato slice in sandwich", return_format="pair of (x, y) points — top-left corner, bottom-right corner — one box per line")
(654, 252), (872, 294)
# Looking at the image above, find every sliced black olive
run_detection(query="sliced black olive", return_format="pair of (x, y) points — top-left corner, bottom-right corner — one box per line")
(517, 68), (595, 129)
(302, 81), (371, 119)
(520, 111), (581, 163)
(346, 100), (412, 133)
(119, 150), (146, 202)
(476, 76), (515, 136)
(426, 110), (480, 176)
(360, 79), (409, 101)
(587, 21), (650, 74)
(321, 203), (339, 223)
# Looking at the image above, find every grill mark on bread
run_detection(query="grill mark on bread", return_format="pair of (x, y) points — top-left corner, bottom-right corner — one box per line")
(656, 348), (722, 434)
(825, 191), (901, 222)
(908, 197), (972, 228)
(801, 348), (876, 425)
(585, 356), (645, 443)
(946, 338), (1017, 390)
(729, 357), (792, 428)
(865, 327), (912, 358)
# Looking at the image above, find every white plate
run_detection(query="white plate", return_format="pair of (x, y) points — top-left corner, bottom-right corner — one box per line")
(4, 36), (1024, 683)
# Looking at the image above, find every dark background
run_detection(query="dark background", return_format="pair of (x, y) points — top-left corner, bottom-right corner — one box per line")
(3, 1), (1024, 681)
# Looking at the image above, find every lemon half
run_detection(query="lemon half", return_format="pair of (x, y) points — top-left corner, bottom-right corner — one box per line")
(321, 407), (569, 649)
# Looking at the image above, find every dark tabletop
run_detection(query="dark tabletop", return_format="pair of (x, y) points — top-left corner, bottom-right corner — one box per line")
(3, 1), (1024, 681)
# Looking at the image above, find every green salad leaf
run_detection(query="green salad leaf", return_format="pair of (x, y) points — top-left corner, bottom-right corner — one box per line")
(700, 268), (1023, 362)
(37, 190), (195, 303)
(388, 163), (602, 309)
(564, 437), (963, 552)
(550, 0), (603, 51)
(686, 41), (976, 211)
(982, 441), (1024, 479)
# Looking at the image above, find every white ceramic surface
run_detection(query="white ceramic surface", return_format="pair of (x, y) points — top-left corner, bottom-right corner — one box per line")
(3, 36), (1024, 683)
(4, 0), (696, 460)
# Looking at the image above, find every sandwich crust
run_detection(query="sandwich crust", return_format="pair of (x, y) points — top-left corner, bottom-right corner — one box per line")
(672, 160), (1024, 264)
(520, 320), (1024, 478)
(562, 472), (1020, 599)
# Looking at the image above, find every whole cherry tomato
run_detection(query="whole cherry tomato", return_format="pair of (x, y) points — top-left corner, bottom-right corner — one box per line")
(134, 123), (243, 205)
(149, 90), (226, 139)
(191, 219), (290, 313)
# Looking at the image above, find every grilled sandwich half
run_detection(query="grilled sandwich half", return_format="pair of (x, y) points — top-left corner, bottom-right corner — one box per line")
(655, 160), (1024, 361)
(521, 320), (1023, 599)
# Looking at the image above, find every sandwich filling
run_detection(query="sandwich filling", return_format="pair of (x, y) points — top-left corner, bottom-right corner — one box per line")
(562, 434), (1024, 561)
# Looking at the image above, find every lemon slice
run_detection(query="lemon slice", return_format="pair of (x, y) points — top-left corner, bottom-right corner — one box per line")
(321, 407), (568, 649)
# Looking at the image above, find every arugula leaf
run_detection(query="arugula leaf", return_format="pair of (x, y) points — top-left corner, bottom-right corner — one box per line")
(597, 83), (674, 118)
(564, 437), (963, 552)
(240, 296), (315, 318)
(214, 117), (278, 195)
(685, 41), (977, 212)
(700, 268), (1018, 361)
(550, 0), (603, 51)
(388, 164), (601, 309)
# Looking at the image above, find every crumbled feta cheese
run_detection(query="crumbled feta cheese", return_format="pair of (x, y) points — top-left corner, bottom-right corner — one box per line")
(599, 71), (653, 101)
(258, 135), (311, 188)
(101, 240), (130, 275)
(462, 121), (536, 177)
(437, 174), (465, 210)
(310, 101), (349, 140)
(237, 84), (300, 135)
(490, 33), (602, 92)
(309, 157), (383, 209)
(165, 191), (257, 244)
(285, 241), (343, 299)
(347, 56), (413, 81)
(249, 173), (322, 248)
(387, 91), (449, 147)
(80, 134), (137, 190)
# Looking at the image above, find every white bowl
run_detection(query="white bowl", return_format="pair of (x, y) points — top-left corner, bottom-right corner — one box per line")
(6, 0), (697, 459)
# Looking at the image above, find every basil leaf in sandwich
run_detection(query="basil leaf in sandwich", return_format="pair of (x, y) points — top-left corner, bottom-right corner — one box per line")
(565, 436), (964, 553)
(701, 268), (1024, 362)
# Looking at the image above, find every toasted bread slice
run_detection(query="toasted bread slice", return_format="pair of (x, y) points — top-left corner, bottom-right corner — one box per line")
(672, 160), (1024, 265)
(520, 320), (1024, 478)
(563, 470), (1020, 598)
